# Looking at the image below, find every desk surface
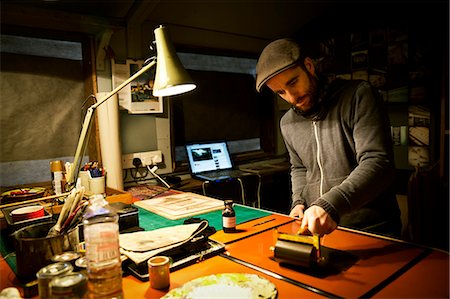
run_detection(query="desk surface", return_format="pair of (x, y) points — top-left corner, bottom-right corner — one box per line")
(1, 203), (448, 298)
(127, 213), (449, 299)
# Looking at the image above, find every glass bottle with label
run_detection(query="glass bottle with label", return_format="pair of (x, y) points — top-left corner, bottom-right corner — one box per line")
(222, 200), (236, 233)
(83, 194), (123, 298)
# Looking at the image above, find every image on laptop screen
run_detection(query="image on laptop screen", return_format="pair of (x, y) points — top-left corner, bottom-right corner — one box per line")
(186, 141), (233, 174)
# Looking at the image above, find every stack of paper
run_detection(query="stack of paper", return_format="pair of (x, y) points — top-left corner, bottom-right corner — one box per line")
(134, 192), (224, 220)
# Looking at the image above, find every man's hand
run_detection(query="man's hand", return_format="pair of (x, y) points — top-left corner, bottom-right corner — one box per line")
(289, 204), (305, 219)
(300, 205), (337, 236)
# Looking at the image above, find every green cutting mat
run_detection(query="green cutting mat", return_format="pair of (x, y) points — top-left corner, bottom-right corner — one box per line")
(0, 233), (16, 273)
(136, 204), (271, 232)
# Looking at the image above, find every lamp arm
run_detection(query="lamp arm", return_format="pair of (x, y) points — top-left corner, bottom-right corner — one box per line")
(91, 59), (156, 110)
(66, 59), (157, 188)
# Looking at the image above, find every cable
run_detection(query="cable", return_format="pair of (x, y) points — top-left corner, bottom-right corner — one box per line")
(130, 167), (149, 180)
(236, 177), (246, 205)
(147, 165), (171, 189)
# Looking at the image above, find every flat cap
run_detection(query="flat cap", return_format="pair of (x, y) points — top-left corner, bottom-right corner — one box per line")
(255, 38), (301, 92)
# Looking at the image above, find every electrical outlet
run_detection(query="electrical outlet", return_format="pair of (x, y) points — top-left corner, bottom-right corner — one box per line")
(122, 150), (163, 169)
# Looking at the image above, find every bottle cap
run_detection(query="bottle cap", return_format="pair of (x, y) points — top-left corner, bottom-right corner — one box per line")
(50, 160), (64, 172)
(224, 199), (233, 205)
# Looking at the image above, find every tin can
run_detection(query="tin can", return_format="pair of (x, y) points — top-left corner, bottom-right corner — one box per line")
(51, 251), (81, 267)
(148, 256), (171, 289)
(75, 256), (87, 269)
(49, 272), (88, 298)
(36, 262), (73, 299)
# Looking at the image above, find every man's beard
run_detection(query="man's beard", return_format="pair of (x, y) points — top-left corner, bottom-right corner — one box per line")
(292, 72), (321, 116)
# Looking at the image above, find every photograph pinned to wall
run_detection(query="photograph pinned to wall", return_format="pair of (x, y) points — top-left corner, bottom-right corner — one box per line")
(409, 126), (429, 146)
(112, 59), (163, 114)
(407, 104), (430, 168)
(408, 146), (430, 168)
(408, 105), (430, 146)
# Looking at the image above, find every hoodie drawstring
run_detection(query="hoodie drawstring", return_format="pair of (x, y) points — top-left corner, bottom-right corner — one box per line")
(313, 121), (324, 197)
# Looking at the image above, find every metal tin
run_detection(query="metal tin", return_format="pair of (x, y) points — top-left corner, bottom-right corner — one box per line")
(36, 262), (73, 299)
(50, 272), (88, 298)
(75, 256), (87, 269)
(51, 251), (81, 265)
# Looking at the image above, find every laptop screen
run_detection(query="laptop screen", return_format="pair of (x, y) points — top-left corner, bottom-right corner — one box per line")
(186, 141), (233, 174)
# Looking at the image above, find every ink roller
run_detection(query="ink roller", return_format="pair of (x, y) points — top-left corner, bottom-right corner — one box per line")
(272, 230), (322, 268)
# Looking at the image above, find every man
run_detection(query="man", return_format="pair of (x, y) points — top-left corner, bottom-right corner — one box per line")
(256, 38), (401, 237)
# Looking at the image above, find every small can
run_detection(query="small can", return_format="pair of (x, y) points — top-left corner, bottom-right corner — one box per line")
(51, 251), (81, 267)
(148, 256), (171, 289)
(49, 272), (88, 298)
(36, 262), (73, 299)
(75, 256), (87, 270)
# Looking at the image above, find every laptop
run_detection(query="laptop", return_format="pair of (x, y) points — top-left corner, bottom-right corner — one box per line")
(185, 141), (247, 182)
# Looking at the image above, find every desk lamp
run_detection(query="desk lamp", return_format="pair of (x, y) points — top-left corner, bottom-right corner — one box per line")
(66, 25), (196, 189)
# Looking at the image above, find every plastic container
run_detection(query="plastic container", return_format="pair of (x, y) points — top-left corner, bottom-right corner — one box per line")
(83, 194), (123, 298)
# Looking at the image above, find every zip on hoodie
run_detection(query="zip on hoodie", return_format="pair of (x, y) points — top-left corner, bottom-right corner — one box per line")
(313, 121), (324, 197)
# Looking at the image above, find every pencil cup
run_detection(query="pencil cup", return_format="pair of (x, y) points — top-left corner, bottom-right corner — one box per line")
(78, 171), (90, 192)
(148, 256), (170, 289)
(89, 176), (105, 195)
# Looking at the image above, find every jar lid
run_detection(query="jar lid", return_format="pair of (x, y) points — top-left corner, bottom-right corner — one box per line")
(50, 160), (64, 172)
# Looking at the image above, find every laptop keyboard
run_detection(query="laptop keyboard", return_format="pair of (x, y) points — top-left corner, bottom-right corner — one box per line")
(208, 169), (242, 176)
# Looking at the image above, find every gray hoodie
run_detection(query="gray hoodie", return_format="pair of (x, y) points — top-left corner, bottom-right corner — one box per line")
(281, 79), (401, 236)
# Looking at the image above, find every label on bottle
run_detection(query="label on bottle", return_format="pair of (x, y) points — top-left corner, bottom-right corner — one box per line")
(52, 171), (64, 195)
(223, 216), (236, 229)
(84, 222), (120, 263)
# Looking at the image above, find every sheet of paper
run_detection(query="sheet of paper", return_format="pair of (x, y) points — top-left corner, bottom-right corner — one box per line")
(119, 223), (201, 252)
(119, 223), (203, 264)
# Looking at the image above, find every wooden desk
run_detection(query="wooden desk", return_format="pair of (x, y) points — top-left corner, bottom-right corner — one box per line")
(121, 212), (449, 298)
(124, 256), (325, 299)
(1, 207), (448, 298)
(124, 213), (448, 298)
(223, 222), (449, 298)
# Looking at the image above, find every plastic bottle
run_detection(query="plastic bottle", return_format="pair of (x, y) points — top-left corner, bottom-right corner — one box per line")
(222, 200), (236, 233)
(83, 194), (123, 298)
